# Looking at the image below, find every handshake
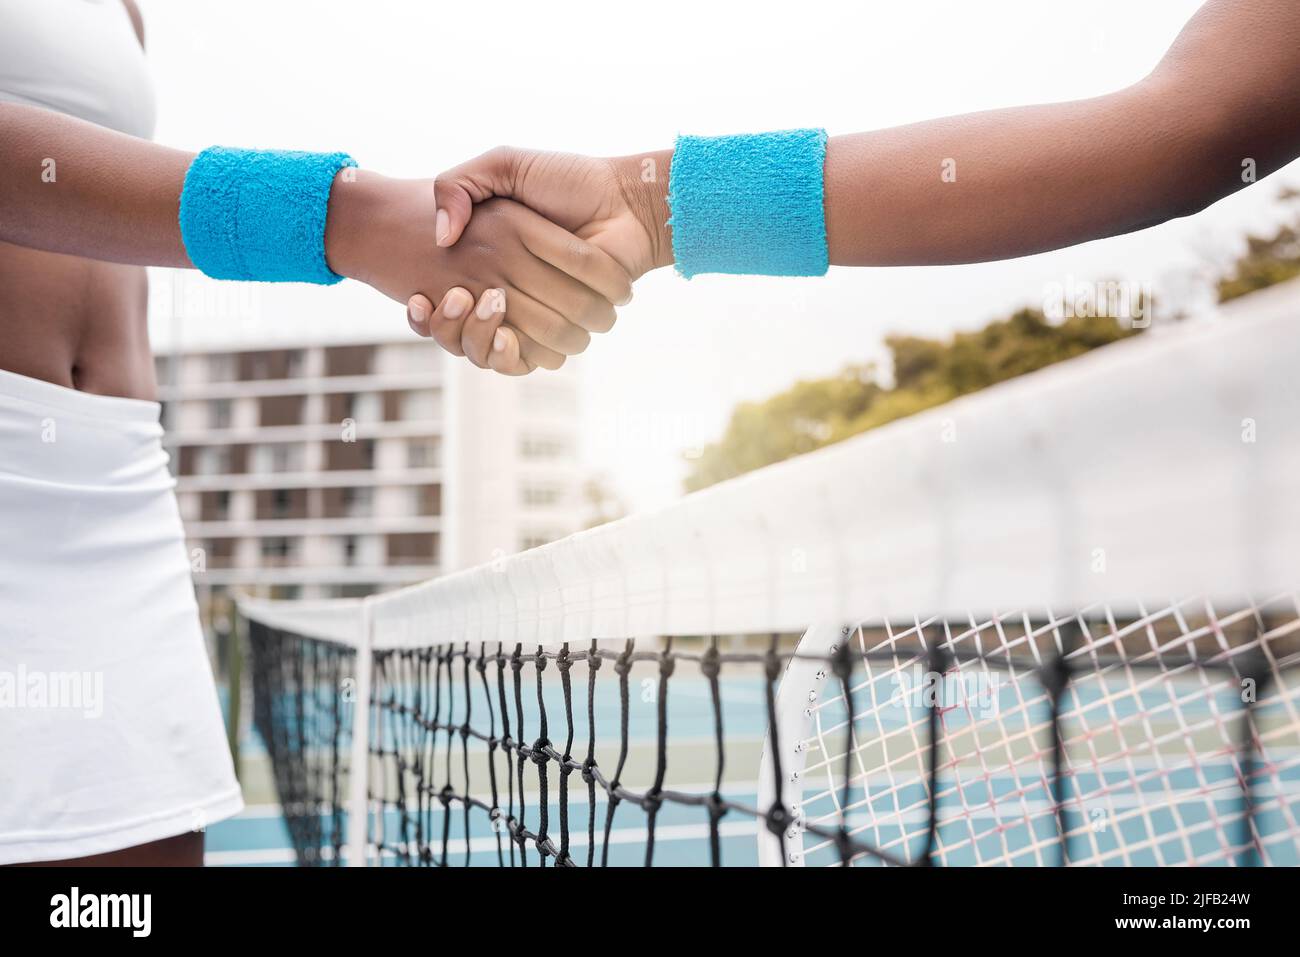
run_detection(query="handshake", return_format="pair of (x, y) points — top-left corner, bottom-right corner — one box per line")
(324, 147), (675, 376)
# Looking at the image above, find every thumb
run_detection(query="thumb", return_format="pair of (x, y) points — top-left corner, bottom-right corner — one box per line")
(432, 179), (474, 248)
(433, 146), (524, 247)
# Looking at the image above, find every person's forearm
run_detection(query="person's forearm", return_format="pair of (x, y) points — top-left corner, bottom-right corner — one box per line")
(0, 100), (385, 281)
(630, 0), (1300, 270)
(631, 82), (1280, 270)
(0, 102), (196, 267)
(821, 82), (1206, 267)
(631, 82), (1283, 270)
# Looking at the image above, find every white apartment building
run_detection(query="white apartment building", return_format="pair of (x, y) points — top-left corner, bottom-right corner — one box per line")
(154, 333), (587, 606)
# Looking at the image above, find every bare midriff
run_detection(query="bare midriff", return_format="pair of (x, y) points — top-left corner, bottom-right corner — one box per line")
(0, 240), (155, 400)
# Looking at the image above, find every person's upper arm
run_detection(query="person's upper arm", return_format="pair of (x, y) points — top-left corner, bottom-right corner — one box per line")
(1146, 0), (1300, 164)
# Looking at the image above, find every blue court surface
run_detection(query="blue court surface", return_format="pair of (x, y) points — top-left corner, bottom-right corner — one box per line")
(208, 676), (1300, 866)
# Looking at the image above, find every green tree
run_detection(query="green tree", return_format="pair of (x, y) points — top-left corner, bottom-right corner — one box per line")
(1216, 188), (1300, 303)
(684, 308), (1136, 492)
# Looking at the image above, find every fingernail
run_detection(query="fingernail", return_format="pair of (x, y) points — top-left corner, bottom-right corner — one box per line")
(407, 301), (428, 326)
(493, 329), (507, 352)
(435, 209), (450, 246)
(616, 290), (633, 307)
(443, 290), (469, 321)
(477, 289), (503, 320)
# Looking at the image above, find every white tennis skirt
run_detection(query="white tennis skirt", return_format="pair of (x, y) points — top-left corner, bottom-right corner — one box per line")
(0, 368), (242, 863)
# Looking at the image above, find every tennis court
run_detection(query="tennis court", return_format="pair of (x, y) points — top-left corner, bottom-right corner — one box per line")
(210, 670), (1300, 866)
(233, 306), (1300, 867)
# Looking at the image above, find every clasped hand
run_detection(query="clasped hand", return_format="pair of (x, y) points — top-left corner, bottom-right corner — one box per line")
(326, 150), (671, 376)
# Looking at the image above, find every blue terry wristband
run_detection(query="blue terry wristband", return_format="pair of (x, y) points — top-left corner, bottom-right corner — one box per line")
(179, 147), (357, 284)
(667, 129), (828, 279)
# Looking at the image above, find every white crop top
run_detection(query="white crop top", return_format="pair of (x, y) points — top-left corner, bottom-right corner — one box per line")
(0, 0), (155, 140)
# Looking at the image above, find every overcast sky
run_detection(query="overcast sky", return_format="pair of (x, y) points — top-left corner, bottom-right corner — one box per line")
(140, 0), (1300, 509)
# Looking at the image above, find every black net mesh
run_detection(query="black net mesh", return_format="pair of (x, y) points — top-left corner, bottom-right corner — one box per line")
(247, 596), (1300, 867)
(249, 623), (354, 866)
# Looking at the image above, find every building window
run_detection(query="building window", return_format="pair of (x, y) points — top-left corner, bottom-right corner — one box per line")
(207, 355), (236, 382)
(202, 538), (234, 568)
(256, 443), (303, 473)
(407, 438), (440, 468)
(272, 488), (292, 517)
(521, 382), (576, 412)
(410, 484), (441, 515)
(521, 485), (562, 508)
(260, 537), (295, 563)
(325, 345), (374, 378)
(210, 399), (233, 429)
(519, 534), (558, 551)
(325, 438), (374, 471)
(195, 446), (233, 476)
(520, 435), (568, 460)
(342, 535), (359, 566)
(386, 532), (438, 566)
(401, 390), (438, 420)
(259, 395), (305, 428)
(271, 446), (292, 472)
(342, 486), (372, 516)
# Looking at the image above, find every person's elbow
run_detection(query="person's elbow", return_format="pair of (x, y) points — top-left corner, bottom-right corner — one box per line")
(1135, 72), (1300, 223)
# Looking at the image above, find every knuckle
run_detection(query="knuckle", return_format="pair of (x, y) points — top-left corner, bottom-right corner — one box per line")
(519, 337), (563, 371)
(586, 302), (617, 334)
(565, 238), (591, 263)
(540, 352), (565, 371)
(551, 315), (585, 353)
(569, 288), (613, 332)
(566, 326), (591, 355)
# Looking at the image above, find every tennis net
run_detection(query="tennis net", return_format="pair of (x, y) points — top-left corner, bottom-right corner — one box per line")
(241, 296), (1300, 867)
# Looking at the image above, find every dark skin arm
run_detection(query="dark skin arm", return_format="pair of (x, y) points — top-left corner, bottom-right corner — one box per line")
(819, 0), (1300, 266)
(424, 0), (1300, 349)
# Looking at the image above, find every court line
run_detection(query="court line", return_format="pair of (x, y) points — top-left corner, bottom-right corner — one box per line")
(206, 819), (760, 866)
